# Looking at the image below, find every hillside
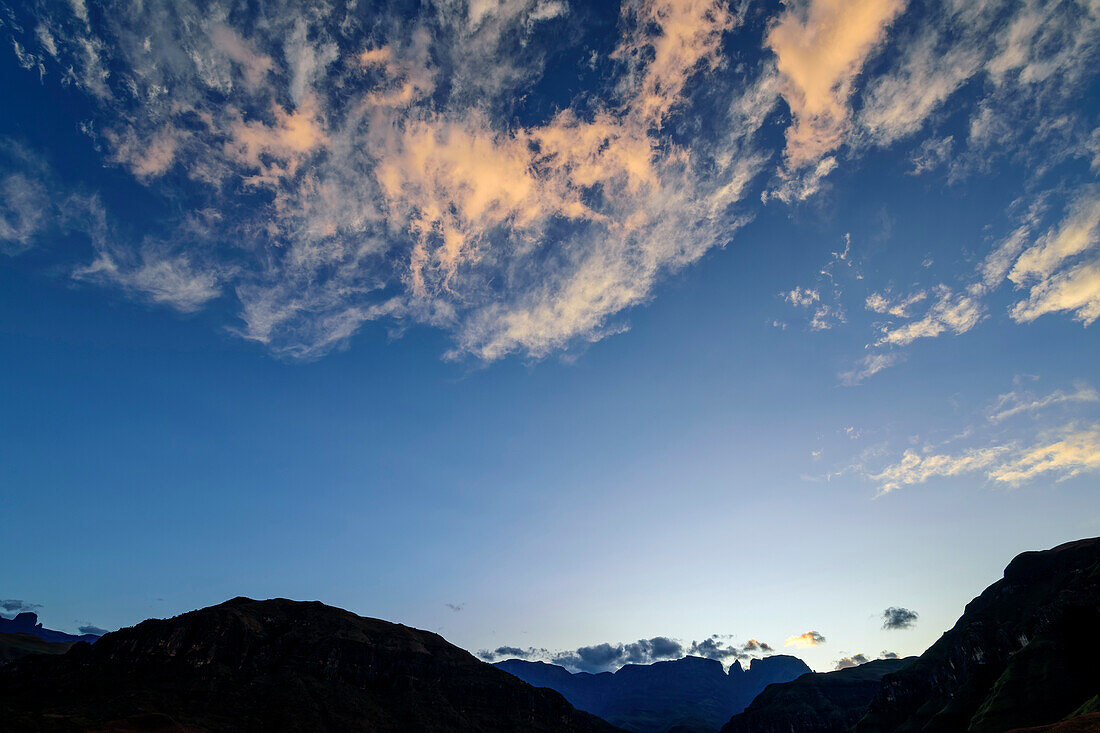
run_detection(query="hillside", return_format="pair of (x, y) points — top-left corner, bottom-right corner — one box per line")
(721, 657), (915, 733)
(0, 597), (618, 732)
(853, 537), (1100, 732)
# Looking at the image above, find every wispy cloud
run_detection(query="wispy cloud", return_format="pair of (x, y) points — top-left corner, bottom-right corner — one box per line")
(870, 425), (1100, 493)
(840, 352), (904, 387)
(988, 382), (1100, 422)
(1, 0), (1097, 364)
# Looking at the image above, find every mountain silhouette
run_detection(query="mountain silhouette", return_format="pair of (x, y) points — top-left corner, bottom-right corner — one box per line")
(0, 612), (101, 644)
(721, 657), (915, 732)
(852, 537), (1100, 732)
(0, 597), (618, 732)
(496, 653), (810, 731)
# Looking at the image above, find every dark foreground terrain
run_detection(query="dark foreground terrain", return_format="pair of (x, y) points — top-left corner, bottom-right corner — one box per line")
(721, 657), (915, 733)
(2, 537), (1097, 732)
(0, 597), (616, 732)
(719, 537), (1100, 733)
(853, 537), (1100, 732)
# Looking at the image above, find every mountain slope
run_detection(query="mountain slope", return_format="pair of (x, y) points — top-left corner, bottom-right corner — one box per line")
(853, 537), (1100, 733)
(0, 597), (618, 732)
(496, 653), (811, 732)
(0, 633), (75, 663)
(720, 657), (915, 733)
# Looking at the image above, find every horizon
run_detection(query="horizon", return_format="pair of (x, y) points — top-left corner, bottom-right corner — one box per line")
(2, 0), (1098, 679)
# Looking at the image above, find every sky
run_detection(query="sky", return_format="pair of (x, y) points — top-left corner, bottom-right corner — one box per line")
(0, 0), (1098, 674)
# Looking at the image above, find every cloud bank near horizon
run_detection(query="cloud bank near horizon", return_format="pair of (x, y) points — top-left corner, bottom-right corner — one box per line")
(478, 633), (782, 673)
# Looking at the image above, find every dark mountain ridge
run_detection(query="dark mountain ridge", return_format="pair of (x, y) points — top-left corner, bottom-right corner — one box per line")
(0, 597), (618, 732)
(721, 657), (916, 733)
(852, 536), (1100, 732)
(496, 652), (811, 732)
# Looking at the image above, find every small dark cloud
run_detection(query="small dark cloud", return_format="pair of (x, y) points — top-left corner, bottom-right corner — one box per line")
(0, 599), (41, 614)
(882, 607), (918, 630)
(835, 653), (869, 670)
(445, 603), (464, 612)
(880, 650), (899, 659)
(477, 642), (545, 660)
(688, 635), (746, 661)
(78, 624), (108, 636)
(743, 638), (773, 653)
(479, 645), (534, 661)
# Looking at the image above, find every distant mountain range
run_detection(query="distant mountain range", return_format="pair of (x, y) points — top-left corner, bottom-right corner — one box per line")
(1, 536), (1097, 732)
(0, 612), (101, 644)
(495, 653), (810, 732)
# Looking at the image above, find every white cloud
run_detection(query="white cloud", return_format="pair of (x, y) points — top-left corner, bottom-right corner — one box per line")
(870, 425), (1100, 493)
(874, 286), (982, 346)
(840, 351), (903, 386)
(2, 0), (1097, 365)
(766, 0), (905, 168)
(784, 287), (820, 308)
(989, 383), (1100, 422)
(0, 173), (49, 254)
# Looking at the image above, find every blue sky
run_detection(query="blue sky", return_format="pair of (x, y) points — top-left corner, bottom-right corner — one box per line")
(1, 0), (1098, 673)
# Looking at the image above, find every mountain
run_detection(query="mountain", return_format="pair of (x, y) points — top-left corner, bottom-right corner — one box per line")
(496, 653), (811, 732)
(0, 597), (619, 732)
(0, 633), (75, 664)
(852, 537), (1100, 732)
(721, 657), (916, 733)
(0, 612), (101, 644)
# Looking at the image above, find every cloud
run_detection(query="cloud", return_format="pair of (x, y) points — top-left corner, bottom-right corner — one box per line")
(840, 351), (904, 386)
(874, 286), (983, 347)
(784, 287), (820, 308)
(77, 624), (108, 635)
(880, 650), (899, 659)
(0, 172), (49, 254)
(445, 602), (464, 612)
(834, 653), (869, 670)
(865, 290), (927, 318)
(3, 0), (1097, 365)
(882, 607), (918, 629)
(552, 636), (686, 672)
(869, 425), (1100, 493)
(988, 426), (1100, 484)
(766, 0), (905, 169)
(480, 634), (777, 672)
(785, 630), (826, 648)
(988, 383), (1100, 422)
(479, 645), (535, 661)
(0, 600), (41, 614)
(742, 638), (774, 653)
